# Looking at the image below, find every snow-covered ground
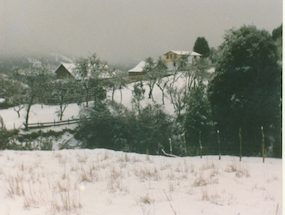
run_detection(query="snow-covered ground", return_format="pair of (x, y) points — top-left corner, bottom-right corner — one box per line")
(0, 149), (281, 215)
(0, 104), (80, 130)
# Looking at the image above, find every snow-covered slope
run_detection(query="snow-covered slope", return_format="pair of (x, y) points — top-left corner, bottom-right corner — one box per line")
(0, 149), (281, 215)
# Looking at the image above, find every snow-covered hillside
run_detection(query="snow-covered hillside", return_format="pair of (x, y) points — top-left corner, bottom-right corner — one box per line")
(0, 73), (188, 130)
(0, 149), (281, 215)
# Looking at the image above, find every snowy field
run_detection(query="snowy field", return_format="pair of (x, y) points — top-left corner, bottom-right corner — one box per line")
(0, 149), (282, 215)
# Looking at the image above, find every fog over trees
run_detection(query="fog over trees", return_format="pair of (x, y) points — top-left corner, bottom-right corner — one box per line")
(0, 0), (282, 65)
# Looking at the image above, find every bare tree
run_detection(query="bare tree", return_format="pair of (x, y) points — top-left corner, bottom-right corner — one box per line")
(0, 73), (26, 117)
(52, 79), (81, 120)
(106, 68), (128, 102)
(143, 57), (157, 100)
(21, 63), (51, 129)
(155, 57), (168, 104)
(74, 53), (108, 107)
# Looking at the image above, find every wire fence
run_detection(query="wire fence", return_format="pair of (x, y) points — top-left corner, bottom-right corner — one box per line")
(22, 117), (279, 161)
(179, 145), (264, 157)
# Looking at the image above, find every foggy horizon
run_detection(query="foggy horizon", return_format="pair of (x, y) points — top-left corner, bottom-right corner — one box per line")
(0, 0), (282, 65)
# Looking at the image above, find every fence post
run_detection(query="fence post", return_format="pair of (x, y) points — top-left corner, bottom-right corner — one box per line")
(217, 130), (221, 160)
(199, 131), (202, 158)
(182, 133), (187, 155)
(239, 128), (242, 161)
(261, 126), (265, 163)
(169, 138), (172, 155)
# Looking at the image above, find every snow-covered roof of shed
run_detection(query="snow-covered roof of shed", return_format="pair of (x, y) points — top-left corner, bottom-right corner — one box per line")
(55, 63), (77, 78)
(128, 61), (146, 72)
(61, 63), (76, 71)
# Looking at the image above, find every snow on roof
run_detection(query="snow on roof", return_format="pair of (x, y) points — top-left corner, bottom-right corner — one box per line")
(165, 51), (202, 56)
(57, 63), (111, 79)
(128, 61), (146, 72)
(56, 63), (77, 78)
(170, 51), (192, 55)
(61, 63), (76, 71)
(191, 51), (202, 56)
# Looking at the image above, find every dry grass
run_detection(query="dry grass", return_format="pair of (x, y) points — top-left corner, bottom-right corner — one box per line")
(225, 160), (238, 172)
(225, 160), (250, 177)
(107, 165), (129, 193)
(134, 166), (161, 181)
(193, 174), (208, 187)
(103, 151), (110, 160)
(5, 175), (25, 198)
(200, 159), (215, 170)
(50, 190), (82, 214)
(1, 151), (279, 215)
(200, 187), (221, 206)
(77, 153), (88, 163)
(201, 187), (209, 200)
(139, 194), (153, 204)
(117, 153), (130, 163)
(79, 169), (94, 183)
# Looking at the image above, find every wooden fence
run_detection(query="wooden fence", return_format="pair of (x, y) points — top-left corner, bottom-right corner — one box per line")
(25, 118), (85, 129)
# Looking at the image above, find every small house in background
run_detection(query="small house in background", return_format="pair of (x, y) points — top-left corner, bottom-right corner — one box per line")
(55, 63), (111, 80)
(55, 63), (76, 79)
(128, 61), (146, 76)
(164, 51), (201, 71)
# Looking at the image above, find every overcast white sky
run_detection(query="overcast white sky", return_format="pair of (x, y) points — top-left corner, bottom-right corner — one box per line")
(0, 0), (282, 64)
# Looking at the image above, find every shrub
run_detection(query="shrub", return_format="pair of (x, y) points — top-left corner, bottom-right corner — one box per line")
(76, 102), (173, 155)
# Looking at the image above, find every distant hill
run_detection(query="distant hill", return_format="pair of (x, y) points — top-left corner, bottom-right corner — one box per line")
(0, 53), (75, 75)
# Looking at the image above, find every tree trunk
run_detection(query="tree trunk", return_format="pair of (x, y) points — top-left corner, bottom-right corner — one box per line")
(86, 90), (89, 107)
(59, 102), (63, 121)
(148, 88), (152, 99)
(25, 95), (34, 129)
(112, 87), (115, 102)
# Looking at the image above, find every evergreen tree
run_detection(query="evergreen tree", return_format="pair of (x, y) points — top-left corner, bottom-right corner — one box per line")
(184, 82), (214, 148)
(193, 37), (210, 57)
(208, 25), (281, 157)
(272, 24), (282, 41)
